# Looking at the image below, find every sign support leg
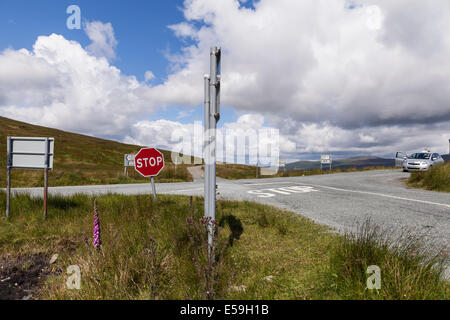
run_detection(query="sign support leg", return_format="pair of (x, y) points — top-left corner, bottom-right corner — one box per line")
(43, 168), (48, 220)
(151, 177), (157, 203)
(43, 137), (49, 220)
(6, 136), (11, 219)
(6, 167), (10, 219)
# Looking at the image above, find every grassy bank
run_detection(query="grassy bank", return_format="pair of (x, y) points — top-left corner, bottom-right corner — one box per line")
(216, 163), (395, 180)
(408, 163), (450, 192)
(0, 116), (193, 186)
(0, 193), (448, 300)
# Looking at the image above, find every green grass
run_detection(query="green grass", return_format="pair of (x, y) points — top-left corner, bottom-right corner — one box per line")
(407, 163), (450, 192)
(0, 192), (448, 300)
(318, 219), (449, 299)
(0, 116), (193, 186)
(215, 163), (396, 180)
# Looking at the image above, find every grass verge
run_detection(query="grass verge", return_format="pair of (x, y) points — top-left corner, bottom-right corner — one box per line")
(215, 164), (396, 180)
(407, 163), (450, 192)
(0, 193), (448, 300)
(319, 219), (449, 299)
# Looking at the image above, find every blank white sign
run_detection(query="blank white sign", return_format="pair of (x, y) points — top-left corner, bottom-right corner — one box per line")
(10, 137), (54, 170)
(321, 155), (332, 164)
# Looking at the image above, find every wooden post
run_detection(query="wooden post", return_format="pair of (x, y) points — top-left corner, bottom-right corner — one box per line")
(6, 137), (11, 219)
(43, 168), (48, 220)
(43, 138), (49, 220)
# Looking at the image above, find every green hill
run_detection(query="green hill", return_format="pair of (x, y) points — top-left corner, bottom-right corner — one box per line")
(285, 156), (395, 171)
(0, 117), (192, 187)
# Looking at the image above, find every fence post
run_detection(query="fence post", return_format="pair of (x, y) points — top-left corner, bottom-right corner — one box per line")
(6, 137), (11, 219)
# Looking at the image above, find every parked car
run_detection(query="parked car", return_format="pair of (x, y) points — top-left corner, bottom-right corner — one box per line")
(395, 149), (445, 172)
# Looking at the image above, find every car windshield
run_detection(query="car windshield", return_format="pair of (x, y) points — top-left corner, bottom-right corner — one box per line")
(409, 153), (431, 159)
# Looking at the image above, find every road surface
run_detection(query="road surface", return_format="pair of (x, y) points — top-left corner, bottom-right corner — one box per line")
(5, 169), (450, 253)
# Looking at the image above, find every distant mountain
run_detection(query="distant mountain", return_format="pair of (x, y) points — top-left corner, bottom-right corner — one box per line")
(285, 156), (395, 171)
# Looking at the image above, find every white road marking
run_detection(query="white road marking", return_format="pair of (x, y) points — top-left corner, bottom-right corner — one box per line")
(301, 183), (450, 209)
(248, 186), (318, 198)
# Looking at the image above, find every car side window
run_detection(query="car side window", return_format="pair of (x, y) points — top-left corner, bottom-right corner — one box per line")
(432, 153), (439, 160)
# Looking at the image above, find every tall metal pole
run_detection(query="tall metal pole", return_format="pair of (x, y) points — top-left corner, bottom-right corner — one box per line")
(205, 47), (221, 252)
(204, 74), (211, 223)
(6, 137), (11, 219)
(151, 176), (157, 203)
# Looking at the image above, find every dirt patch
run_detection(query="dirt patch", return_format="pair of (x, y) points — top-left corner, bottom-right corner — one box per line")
(396, 177), (410, 188)
(187, 165), (204, 180)
(55, 238), (78, 254)
(0, 253), (51, 300)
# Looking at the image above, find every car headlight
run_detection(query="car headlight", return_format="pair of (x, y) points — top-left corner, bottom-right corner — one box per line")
(421, 161), (428, 165)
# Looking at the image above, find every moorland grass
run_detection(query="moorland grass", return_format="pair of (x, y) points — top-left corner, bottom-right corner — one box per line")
(318, 219), (449, 300)
(0, 193), (447, 300)
(408, 163), (450, 193)
(0, 116), (193, 187)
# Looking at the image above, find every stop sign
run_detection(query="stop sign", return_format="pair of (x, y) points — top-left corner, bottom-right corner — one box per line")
(134, 148), (165, 177)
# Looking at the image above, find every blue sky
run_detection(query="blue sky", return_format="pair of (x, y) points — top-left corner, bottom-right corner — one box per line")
(0, 0), (238, 125)
(1, 0), (184, 82)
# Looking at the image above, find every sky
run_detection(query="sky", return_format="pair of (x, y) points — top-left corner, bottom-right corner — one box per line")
(0, 0), (449, 163)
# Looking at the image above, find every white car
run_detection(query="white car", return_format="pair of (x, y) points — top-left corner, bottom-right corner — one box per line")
(395, 150), (445, 172)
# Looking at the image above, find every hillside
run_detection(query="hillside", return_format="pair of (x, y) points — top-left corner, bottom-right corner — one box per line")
(285, 156), (395, 171)
(0, 117), (192, 187)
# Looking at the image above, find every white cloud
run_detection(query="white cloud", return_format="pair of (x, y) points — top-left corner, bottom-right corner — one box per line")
(125, 114), (296, 164)
(85, 21), (118, 60)
(0, 33), (149, 137)
(149, 0), (450, 156)
(144, 70), (155, 82)
(1, 2), (450, 159)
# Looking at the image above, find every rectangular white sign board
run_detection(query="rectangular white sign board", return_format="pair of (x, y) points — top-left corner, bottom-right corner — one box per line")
(9, 137), (54, 170)
(321, 155), (332, 165)
(124, 154), (135, 167)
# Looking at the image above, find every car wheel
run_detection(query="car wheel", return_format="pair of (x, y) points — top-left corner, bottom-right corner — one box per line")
(402, 169), (408, 172)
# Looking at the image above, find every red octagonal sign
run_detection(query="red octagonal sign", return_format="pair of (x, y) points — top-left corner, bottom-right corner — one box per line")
(134, 148), (165, 177)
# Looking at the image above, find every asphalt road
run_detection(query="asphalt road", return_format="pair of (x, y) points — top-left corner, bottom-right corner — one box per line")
(6, 169), (450, 255)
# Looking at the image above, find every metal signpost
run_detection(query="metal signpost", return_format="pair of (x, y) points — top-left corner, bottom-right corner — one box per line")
(321, 154), (332, 172)
(123, 154), (135, 176)
(6, 137), (54, 219)
(134, 148), (165, 203)
(204, 46), (221, 251)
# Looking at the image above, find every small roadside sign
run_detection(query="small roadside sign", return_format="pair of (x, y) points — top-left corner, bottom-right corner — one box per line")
(320, 154), (332, 171)
(321, 155), (332, 165)
(124, 154), (135, 167)
(134, 148), (165, 203)
(6, 137), (54, 219)
(123, 154), (135, 176)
